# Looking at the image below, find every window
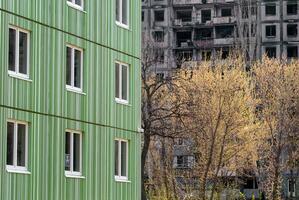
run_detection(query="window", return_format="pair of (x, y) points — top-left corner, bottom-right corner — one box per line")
(221, 8), (232, 17)
(152, 31), (164, 42)
(6, 120), (28, 171)
(8, 26), (29, 78)
(142, 11), (144, 22)
(201, 10), (211, 23)
(175, 155), (193, 168)
(116, 0), (128, 27)
(65, 131), (82, 176)
(287, 46), (298, 58)
(287, 24), (298, 37)
(265, 47), (276, 58)
(115, 62), (129, 103)
(154, 10), (164, 22)
(115, 139), (128, 181)
(266, 25), (276, 37)
(67, 0), (83, 10)
(265, 5), (276, 16)
(66, 45), (83, 92)
(288, 179), (296, 197)
(287, 3), (297, 15)
(202, 51), (212, 61)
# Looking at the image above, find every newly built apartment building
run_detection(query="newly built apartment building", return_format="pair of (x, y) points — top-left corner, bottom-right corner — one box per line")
(142, 0), (299, 76)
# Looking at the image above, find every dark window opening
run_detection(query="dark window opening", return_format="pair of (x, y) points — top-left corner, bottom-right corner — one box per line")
(287, 46), (298, 58)
(287, 3), (297, 15)
(154, 10), (164, 22)
(176, 10), (192, 22)
(266, 25), (276, 37)
(215, 26), (234, 38)
(154, 49), (164, 62)
(201, 10), (211, 23)
(287, 24), (298, 37)
(221, 50), (229, 59)
(244, 178), (258, 189)
(195, 28), (213, 40)
(265, 5), (276, 16)
(176, 51), (193, 67)
(176, 31), (192, 47)
(142, 11), (144, 21)
(221, 8), (232, 17)
(202, 51), (211, 61)
(265, 47), (276, 58)
(156, 73), (164, 81)
(152, 31), (164, 42)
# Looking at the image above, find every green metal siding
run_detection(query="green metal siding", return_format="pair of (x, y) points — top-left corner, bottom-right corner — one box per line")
(0, 0), (141, 199)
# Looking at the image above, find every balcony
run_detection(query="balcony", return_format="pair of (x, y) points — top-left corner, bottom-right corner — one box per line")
(173, 0), (202, 5)
(214, 38), (234, 45)
(213, 16), (236, 24)
(193, 39), (214, 48)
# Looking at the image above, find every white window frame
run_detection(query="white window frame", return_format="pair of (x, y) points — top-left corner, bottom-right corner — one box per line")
(67, 0), (84, 11)
(65, 130), (83, 177)
(115, 61), (129, 104)
(288, 179), (296, 197)
(115, 0), (129, 29)
(66, 44), (83, 93)
(8, 26), (30, 80)
(115, 139), (129, 181)
(6, 120), (29, 173)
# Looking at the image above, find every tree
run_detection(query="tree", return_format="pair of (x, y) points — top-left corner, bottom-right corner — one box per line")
(253, 57), (299, 200)
(176, 56), (261, 200)
(141, 40), (189, 200)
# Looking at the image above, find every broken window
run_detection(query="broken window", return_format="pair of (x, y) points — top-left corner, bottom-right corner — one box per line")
(176, 50), (193, 67)
(176, 10), (192, 22)
(287, 24), (298, 37)
(176, 31), (192, 47)
(221, 50), (229, 59)
(287, 46), (298, 58)
(287, 3), (297, 15)
(195, 28), (213, 40)
(152, 31), (164, 42)
(156, 73), (165, 81)
(265, 47), (276, 58)
(142, 11), (144, 21)
(266, 25), (276, 37)
(265, 5), (276, 16)
(215, 26), (234, 38)
(201, 10), (211, 23)
(154, 10), (164, 22)
(221, 8), (232, 17)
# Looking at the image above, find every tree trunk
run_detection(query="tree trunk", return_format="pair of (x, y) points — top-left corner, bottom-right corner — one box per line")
(141, 133), (151, 200)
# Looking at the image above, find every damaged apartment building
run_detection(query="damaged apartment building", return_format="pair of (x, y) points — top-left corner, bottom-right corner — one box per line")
(142, 0), (299, 77)
(142, 0), (299, 199)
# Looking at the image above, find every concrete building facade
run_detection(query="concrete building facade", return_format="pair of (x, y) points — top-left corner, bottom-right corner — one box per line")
(142, 0), (299, 77)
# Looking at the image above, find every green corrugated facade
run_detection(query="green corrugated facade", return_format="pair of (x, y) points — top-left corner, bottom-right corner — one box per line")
(0, 0), (141, 199)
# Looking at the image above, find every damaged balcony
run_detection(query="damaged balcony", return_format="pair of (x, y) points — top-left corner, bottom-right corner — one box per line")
(193, 28), (214, 48)
(174, 9), (193, 26)
(214, 25), (235, 45)
(176, 31), (194, 49)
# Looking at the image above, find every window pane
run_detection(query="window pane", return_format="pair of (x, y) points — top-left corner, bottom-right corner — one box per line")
(17, 123), (26, 167)
(66, 47), (72, 86)
(122, 0), (128, 25)
(65, 132), (71, 171)
(8, 29), (16, 72)
(7, 122), (14, 165)
(115, 63), (120, 98)
(116, 0), (120, 22)
(19, 32), (28, 75)
(121, 141), (127, 177)
(121, 65), (128, 100)
(115, 140), (119, 176)
(74, 49), (81, 88)
(73, 133), (81, 172)
(75, 0), (82, 6)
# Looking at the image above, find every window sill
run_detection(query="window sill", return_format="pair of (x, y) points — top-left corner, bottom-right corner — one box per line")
(6, 167), (31, 175)
(8, 72), (32, 82)
(115, 177), (130, 183)
(66, 1), (86, 13)
(116, 21), (130, 31)
(65, 173), (85, 179)
(66, 86), (86, 95)
(115, 98), (130, 106)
